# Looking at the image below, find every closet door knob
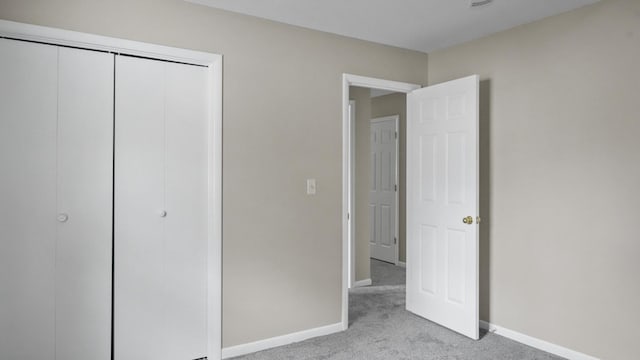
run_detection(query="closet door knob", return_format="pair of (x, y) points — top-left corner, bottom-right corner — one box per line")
(159, 210), (167, 218)
(57, 213), (69, 223)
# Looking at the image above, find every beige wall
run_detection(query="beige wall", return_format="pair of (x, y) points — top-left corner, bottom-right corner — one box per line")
(428, 0), (640, 358)
(372, 93), (407, 263)
(0, 0), (429, 348)
(350, 86), (372, 282)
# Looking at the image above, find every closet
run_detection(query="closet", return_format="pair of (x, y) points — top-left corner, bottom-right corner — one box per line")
(0, 37), (210, 360)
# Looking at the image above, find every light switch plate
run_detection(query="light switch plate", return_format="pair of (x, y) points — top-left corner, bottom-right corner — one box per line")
(306, 179), (316, 195)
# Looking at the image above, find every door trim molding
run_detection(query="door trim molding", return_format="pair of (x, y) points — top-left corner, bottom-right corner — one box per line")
(0, 20), (223, 360)
(342, 74), (420, 330)
(370, 115), (400, 266)
(348, 100), (356, 290)
(0, 20), (219, 65)
(480, 321), (599, 360)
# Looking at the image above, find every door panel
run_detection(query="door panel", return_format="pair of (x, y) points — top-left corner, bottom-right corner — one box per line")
(0, 38), (58, 360)
(380, 205), (392, 246)
(56, 47), (114, 360)
(446, 133), (467, 204)
(420, 225), (437, 294)
(0, 39), (114, 360)
(369, 116), (398, 263)
(164, 61), (209, 360)
(446, 229), (466, 305)
(406, 75), (479, 340)
(115, 55), (166, 360)
(419, 135), (437, 202)
(115, 55), (209, 360)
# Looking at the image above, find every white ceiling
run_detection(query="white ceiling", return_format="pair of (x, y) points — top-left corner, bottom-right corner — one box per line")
(187, 0), (598, 53)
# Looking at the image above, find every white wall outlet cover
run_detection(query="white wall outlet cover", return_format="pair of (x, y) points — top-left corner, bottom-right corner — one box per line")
(306, 179), (316, 195)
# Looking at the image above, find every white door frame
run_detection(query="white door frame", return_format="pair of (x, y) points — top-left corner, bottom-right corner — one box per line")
(347, 100), (356, 289)
(342, 74), (420, 330)
(369, 115), (400, 266)
(0, 20), (223, 360)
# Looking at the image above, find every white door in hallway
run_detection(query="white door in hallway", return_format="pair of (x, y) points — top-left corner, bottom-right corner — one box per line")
(406, 75), (479, 339)
(369, 116), (399, 264)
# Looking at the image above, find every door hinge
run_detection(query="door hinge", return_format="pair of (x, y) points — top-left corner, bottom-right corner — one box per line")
(394, 184), (397, 191)
(395, 131), (398, 139)
(394, 237), (397, 244)
(347, 212), (350, 220)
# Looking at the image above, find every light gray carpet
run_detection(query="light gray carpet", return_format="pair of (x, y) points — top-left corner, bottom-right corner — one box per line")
(371, 258), (406, 286)
(231, 286), (564, 360)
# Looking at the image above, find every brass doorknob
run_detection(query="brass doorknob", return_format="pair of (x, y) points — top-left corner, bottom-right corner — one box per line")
(462, 216), (473, 225)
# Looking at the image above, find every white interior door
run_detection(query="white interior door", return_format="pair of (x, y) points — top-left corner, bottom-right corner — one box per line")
(0, 38), (113, 359)
(406, 75), (479, 339)
(369, 116), (399, 264)
(115, 55), (208, 360)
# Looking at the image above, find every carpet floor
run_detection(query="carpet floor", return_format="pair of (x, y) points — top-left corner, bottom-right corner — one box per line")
(230, 286), (564, 360)
(370, 258), (405, 286)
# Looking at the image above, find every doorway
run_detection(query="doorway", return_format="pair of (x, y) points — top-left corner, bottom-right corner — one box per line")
(349, 90), (403, 288)
(341, 75), (420, 329)
(341, 73), (481, 340)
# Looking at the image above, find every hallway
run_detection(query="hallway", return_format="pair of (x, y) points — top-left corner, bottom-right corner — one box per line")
(370, 258), (405, 286)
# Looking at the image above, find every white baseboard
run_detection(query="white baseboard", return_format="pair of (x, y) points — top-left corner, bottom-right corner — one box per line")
(352, 278), (372, 288)
(480, 321), (599, 360)
(221, 322), (343, 359)
(397, 261), (406, 268)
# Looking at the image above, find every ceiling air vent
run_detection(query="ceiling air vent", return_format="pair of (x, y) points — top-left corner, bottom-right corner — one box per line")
(470, 0), (494, 8)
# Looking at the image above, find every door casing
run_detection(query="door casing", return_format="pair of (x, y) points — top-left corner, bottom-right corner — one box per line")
(347, 100), (356, 288)
(342, 74), (420, 329)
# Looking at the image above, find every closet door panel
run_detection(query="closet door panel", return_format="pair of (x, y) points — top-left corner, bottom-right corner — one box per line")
(56, 47), (114, 360)
(0, 39), (58, 360)
(164, 62), (209, 359)
(114, 55), (166, 360)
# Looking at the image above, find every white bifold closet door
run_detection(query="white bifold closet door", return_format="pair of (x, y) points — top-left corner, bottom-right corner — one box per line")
(114, 55), (209, 360)
(0, 39), (114, 360)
